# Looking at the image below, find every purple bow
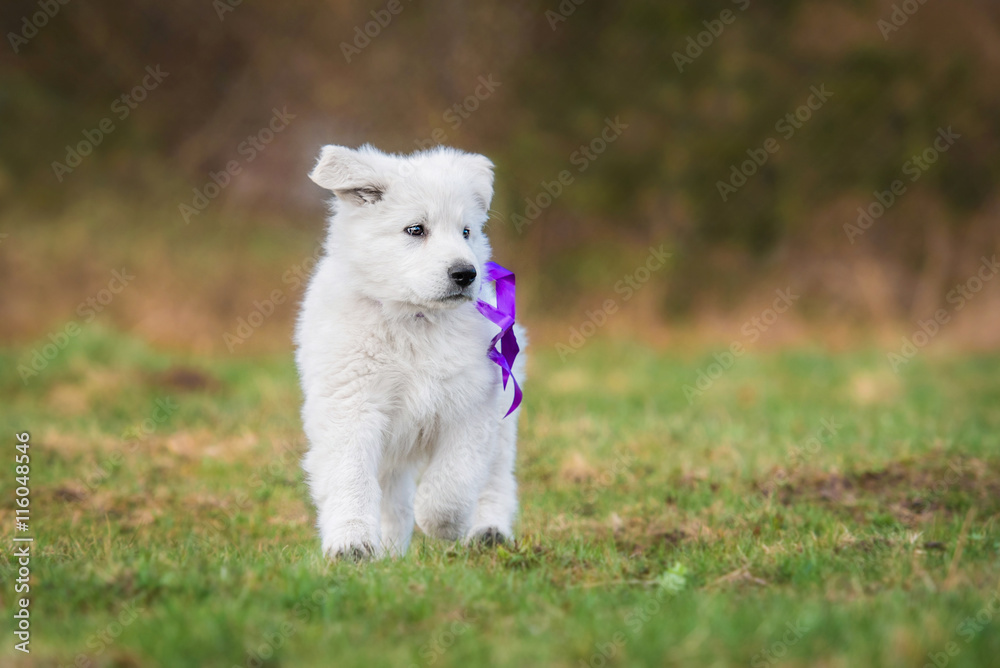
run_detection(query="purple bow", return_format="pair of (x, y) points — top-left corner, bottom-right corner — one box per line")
(476, 261), (523, 418)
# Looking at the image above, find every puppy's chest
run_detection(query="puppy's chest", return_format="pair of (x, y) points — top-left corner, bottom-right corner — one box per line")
(380, 323), (495, 421)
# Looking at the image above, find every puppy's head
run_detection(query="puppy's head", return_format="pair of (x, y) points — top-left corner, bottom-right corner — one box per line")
(309, 144), (494, 311)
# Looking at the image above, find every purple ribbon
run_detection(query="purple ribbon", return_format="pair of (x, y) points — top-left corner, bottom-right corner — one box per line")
(476, 261), (522, 418)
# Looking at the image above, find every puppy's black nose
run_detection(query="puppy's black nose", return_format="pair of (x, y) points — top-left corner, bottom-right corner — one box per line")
(449, 264), (477, 288)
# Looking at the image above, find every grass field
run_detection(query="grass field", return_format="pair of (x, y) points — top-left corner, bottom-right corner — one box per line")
(2, 327), (1000, 667)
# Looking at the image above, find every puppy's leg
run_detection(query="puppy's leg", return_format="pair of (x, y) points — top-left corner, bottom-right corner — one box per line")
(379, 467), (416, 557)
(302, 395), (387, 560)
(414, 415), (494, 541)
(467, 409), (519, 545)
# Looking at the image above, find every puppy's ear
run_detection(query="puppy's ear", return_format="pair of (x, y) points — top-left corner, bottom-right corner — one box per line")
(464, 153), (495, 211)
(309, 145), (385, 206)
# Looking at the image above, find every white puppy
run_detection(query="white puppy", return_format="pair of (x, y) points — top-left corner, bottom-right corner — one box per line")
(296, 144), (526, 560)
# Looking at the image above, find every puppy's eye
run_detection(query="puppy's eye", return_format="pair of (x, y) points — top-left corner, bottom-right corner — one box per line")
(405, 224), (425, 237)
(463, 227), (471, 239)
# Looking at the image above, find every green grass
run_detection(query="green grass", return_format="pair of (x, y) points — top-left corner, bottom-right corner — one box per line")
(2, 327), (1000, 667)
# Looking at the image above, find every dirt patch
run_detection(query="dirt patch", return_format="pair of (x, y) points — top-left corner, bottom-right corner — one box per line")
(53, 485), (87, 503)
(759, 455), (1000, 526)
(652, 529), (687, 547)
(148, 366), (220, 392)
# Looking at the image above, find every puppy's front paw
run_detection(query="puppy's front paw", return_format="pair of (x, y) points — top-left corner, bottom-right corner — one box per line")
(334, 542), (377, 562)
(468, 526), (508, 548)
(321, 520), (382, 561)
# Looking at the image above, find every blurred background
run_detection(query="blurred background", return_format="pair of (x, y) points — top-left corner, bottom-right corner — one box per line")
(2, 0), (999, 355)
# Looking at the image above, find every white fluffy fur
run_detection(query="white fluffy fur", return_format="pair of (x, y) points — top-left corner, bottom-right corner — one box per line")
(296, 144), (526, 560)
